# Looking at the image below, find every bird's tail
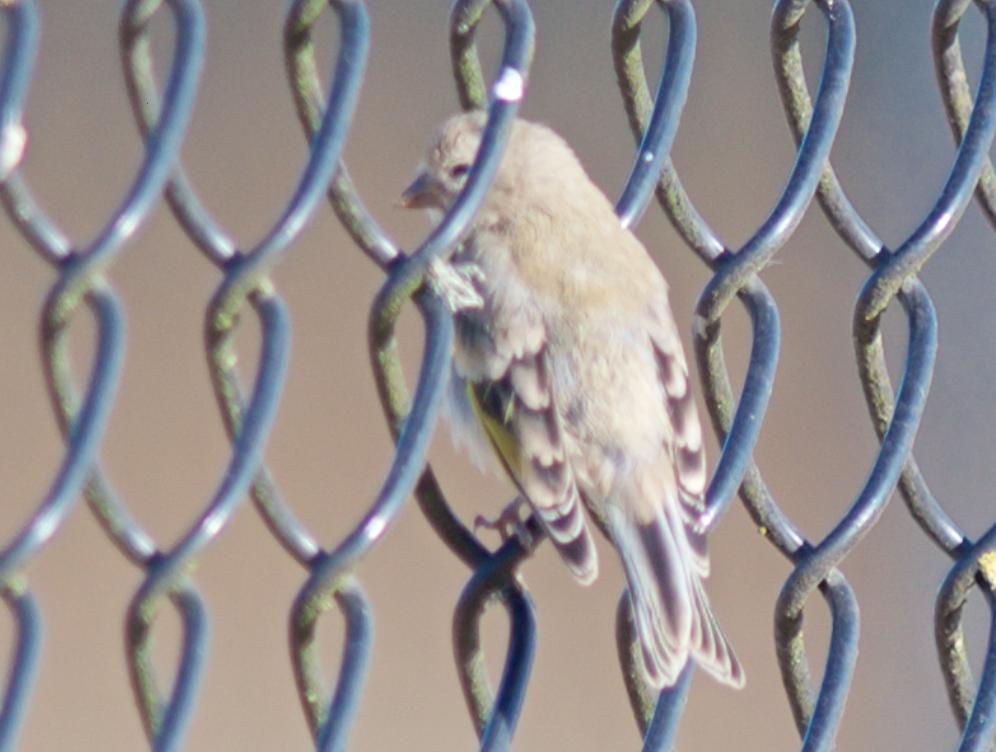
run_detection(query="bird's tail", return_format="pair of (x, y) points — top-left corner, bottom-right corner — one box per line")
(687, 576), (744, 688)
(611, 505), (744, 690)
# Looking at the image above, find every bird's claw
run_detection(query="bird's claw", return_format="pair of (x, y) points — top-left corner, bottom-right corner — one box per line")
(427, 256), (485, 313)
(474, 497), (536, 552)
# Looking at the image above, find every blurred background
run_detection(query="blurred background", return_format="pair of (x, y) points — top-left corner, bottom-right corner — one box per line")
(0, 0), (993, 750)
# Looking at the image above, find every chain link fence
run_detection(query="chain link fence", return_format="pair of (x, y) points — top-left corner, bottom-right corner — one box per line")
(0, 0), (994, 750)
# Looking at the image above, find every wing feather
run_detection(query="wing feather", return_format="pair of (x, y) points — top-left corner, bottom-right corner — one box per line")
(447, 242), (598, 585)
(467, 345), (598, 584)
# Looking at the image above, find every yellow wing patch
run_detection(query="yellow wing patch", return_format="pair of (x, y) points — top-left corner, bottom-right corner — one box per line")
(466, 381), (523, 480)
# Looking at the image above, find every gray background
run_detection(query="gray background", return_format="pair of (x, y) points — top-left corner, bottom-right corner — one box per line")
(0, 1), (992, 750)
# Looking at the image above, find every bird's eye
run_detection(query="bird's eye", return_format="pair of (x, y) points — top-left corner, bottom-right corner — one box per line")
(449, 163), (470, 179)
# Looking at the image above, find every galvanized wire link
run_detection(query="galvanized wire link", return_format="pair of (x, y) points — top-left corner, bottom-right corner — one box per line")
(929, 2), (996, 747)
(432, 4), (541, 748)
(612, 0), (861, 748)
(285, 1), (535, 749)
(122, 0), (369, 748)
(610, 0), (702, 741)
(767, 2), (996, 752)
(0, 1), (202, 749)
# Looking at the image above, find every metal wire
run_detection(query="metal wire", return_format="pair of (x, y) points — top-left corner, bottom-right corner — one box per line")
(0, 0), (993, 751)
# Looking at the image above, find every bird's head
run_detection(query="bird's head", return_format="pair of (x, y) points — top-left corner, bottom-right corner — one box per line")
(398, 111), (486, 212)
(400, 112), (600, 233)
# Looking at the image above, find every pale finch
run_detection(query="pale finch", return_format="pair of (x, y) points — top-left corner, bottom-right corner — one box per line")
(399, 112), (743, 690)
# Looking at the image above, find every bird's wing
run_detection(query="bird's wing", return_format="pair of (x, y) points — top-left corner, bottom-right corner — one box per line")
(649, 313), (711, 575)
(465, 342), (598, 585)
(449, 244), (598, 585)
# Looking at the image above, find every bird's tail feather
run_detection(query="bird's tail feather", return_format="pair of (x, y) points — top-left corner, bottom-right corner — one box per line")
(689, 577), (744, 688)
(611, 505), (743, 690)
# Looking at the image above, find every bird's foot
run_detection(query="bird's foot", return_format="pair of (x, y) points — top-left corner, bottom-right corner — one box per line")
(427, 256), (485, 313)
(474, 496), (536, 552)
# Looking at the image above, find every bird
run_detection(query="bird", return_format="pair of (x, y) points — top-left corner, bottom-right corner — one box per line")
(398, 111), (743, 690)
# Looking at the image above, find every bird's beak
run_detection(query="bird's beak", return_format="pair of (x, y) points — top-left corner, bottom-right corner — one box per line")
(398, 171), (438, 210)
